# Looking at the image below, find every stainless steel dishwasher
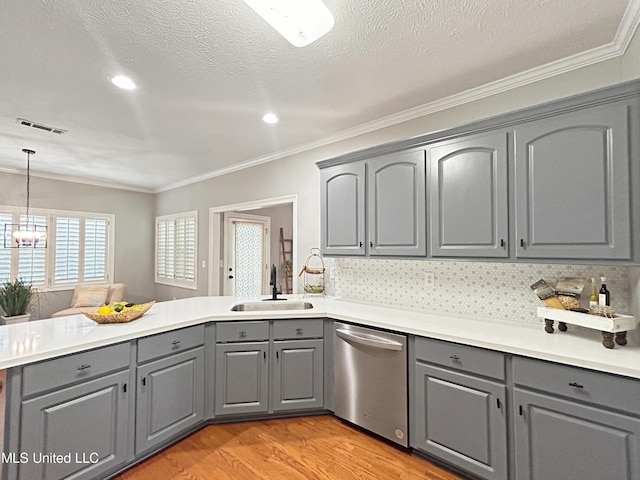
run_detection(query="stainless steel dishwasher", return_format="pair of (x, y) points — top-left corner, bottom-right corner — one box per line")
(333, 322), (408, 447)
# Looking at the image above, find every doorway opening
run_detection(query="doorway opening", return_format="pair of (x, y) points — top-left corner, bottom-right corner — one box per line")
(209, 195), (297, 297)
(223, 212), (270, 296)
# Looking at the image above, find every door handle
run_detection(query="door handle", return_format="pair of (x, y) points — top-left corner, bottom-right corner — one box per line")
(228, 275), (234, 279)
(336, 329), (403, 351)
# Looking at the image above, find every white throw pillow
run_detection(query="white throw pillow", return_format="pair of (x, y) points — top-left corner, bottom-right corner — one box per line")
(107, 283), (127, 303)
(72, 285), (110, 308)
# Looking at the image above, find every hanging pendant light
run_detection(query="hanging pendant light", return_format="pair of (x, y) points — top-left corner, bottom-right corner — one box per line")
(3, 149), (47, 248)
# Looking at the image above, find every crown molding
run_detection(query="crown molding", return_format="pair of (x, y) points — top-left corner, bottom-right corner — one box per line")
(156, 0), (640, 194)
(0, 166), (154, 194)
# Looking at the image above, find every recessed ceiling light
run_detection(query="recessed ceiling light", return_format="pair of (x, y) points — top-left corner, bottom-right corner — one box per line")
(243, 0), (334, 47)
(111, 75), (136, 90)
(263, 113), (279, 124)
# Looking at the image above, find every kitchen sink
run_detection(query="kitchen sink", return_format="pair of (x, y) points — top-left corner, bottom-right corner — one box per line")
(230, 301), (314, 312)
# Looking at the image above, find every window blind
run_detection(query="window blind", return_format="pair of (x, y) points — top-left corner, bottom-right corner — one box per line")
(0, 213), (12, 283)
(156, 211), (197, 289)
(0, 207), (113, 290)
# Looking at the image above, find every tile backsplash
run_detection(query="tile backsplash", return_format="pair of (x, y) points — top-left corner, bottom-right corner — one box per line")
(331, 258), (631, 324)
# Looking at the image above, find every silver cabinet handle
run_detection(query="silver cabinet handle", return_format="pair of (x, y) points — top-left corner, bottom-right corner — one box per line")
(239, 330), (247, 338)
(449, 355), (460, 361)
(336, 329), (403, 351)
(171, 340), (181, 346)
(295, 328), (303, 334)
(77, 364), (91, 371)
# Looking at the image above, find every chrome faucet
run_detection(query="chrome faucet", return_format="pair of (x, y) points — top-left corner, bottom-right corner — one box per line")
(265, 264), (285, 301)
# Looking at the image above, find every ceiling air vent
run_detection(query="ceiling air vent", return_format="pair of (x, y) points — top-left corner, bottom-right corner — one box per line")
(16, 118), (67, 135)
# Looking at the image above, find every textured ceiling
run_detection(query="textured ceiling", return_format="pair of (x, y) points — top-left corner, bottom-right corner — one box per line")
(0, 0), (636, 192)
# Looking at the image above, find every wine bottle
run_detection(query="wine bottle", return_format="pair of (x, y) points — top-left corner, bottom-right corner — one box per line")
(598, 276), (610, 306)
(589, 278), (598, 307)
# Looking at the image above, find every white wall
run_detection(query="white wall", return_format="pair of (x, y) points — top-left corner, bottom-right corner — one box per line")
(154, 27), (640, 303)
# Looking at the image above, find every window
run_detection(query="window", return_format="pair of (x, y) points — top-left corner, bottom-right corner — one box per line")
(156, 211), (197, 289)
(0, 207), (114, 289)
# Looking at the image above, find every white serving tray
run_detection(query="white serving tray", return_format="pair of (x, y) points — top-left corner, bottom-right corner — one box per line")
(537, 306), (637, 333)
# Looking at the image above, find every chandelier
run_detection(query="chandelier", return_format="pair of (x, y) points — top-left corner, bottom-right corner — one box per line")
(3, 149), (47, 248)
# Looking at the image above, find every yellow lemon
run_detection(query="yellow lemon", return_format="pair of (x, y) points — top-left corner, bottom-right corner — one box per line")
(98, 306), (112, 315)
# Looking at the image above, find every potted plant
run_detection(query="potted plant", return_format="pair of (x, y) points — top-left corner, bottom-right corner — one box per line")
(0, 278), (36, 325)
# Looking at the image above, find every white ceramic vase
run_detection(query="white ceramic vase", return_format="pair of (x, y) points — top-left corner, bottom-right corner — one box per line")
(1, 313), (31, 325)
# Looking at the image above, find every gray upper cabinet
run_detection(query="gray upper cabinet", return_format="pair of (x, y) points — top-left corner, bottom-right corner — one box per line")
(320, 162), (366, 255)
(514, 101), (632, 260)
(429, 132), (508, 258)
(317, 80), (639, 263)
(368, 150), (426, 256)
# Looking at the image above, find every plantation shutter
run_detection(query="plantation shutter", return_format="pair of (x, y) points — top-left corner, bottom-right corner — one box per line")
(18, 215), (47, 286)
(0, 212), (12, 283)
(54, 217), (80, 284)
(155, 212), (197, 288)
(84, 218), (108, 281)
(157, 220), (167, 278)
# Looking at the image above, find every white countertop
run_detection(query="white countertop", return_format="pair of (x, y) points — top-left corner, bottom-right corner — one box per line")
(1, 295), (639, 379)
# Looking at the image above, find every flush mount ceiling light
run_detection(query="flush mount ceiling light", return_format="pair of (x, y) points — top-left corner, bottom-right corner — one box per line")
(243, 0), (335, 47)
(262, 113), (279, 124)
(3, 149), (47, 249)
(111, 75), (136, 90)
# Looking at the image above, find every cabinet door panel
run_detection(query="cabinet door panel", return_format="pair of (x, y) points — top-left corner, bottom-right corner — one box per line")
(430, 132), (508, 257)
(514, 102), (631, 259)
(413, 363), (507, 480)
(215, 342), (268, 415)
(273, 339), (323, 411)
(368, 150), (426, 256)
(19, 371), (129, 480)
(136, 348), (204, 455)
(514, 388), (640, 480)
(320, 163), (366, 255)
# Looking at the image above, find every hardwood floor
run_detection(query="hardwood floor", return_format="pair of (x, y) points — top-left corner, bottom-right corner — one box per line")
(115, 415), (462, 480)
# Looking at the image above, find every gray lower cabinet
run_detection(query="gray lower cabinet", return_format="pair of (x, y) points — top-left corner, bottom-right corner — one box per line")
(429, 131), (508, 258)
(215, 341), (269, 415)
(320, 162), (366, 256)
(412, 337), (507, 480)
(514, 100), (632, 260)
(215, 319), (325, 416)
(512, 355), (640, 480)
(272, 339), (324, 411)
(19, 370), (130, 480)
(513, 388), (640, 480)
(135, 326), (205, 456)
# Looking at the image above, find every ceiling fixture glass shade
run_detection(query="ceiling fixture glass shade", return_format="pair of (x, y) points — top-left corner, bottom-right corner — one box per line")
(3, 149), (47, 249)
(111, 75), (136, 90)
(243, 0), (335, 47)
(262, 113), (279, 124)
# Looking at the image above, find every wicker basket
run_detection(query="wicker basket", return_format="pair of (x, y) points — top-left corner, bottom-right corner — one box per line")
(83, 301), (155, 324)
